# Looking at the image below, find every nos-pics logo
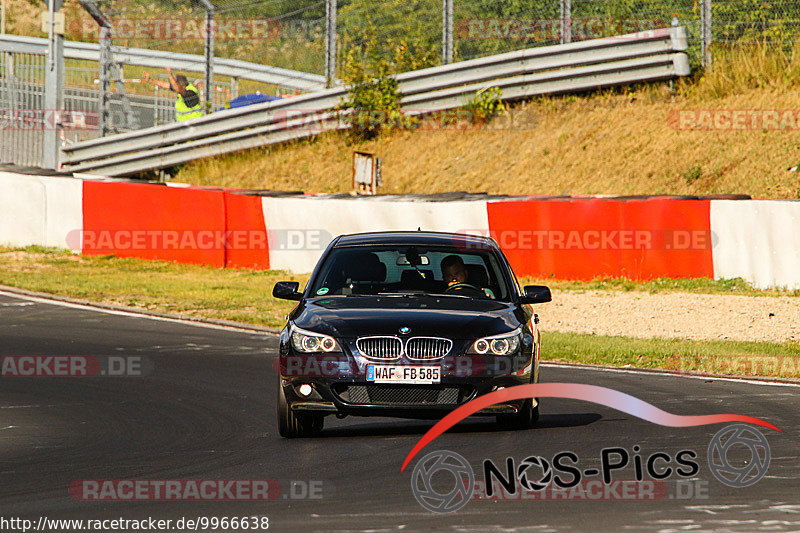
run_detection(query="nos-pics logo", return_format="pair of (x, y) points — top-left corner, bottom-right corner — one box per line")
(411, 424), (771, 513)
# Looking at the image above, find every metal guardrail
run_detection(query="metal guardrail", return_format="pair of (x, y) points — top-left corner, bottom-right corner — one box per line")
(61, 27), (689, 176)
(0, 35), (327, 92)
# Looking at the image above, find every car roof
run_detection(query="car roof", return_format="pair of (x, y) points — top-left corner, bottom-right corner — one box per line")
(334, 231), (498, 249)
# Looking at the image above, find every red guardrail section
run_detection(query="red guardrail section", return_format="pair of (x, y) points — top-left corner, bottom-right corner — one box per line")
(486, 198), (713, 280)
(82, 181), (227, 267)
(223, 191), (270, 270)
(82, 181), (714, 280)
(82, 182), (270, 269)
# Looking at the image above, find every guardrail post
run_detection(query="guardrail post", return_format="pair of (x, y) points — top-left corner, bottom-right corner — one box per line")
(325, 0), (337, 87)
(231, 76), (238, 99)
(560, 0), (572, 44)
(43, 0), (64, 170)
(442, 0), (453, 64)
(701, 0), (712, 69)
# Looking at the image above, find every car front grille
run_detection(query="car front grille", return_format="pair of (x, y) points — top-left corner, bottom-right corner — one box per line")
(405, 337), (452, 360)
(355, 336), (453, 360)
(356, 336), (403, 360)
(336, 385), (473, 406)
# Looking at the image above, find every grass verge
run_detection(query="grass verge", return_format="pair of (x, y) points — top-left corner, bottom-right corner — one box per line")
(1, 246), (799, 379)
(547, 332), (800, 378)
(0, 246), (307, 328)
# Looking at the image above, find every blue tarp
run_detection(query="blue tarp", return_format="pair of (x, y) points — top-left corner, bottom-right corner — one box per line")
(225, 93), (282, 110)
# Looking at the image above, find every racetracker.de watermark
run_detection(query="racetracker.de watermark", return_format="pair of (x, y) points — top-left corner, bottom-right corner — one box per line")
(68, 18), (281, 41)
(669, 354), (800, 377)
(0, 356), (151, 377)
(273, 354), (527, 379)
(272, 107), (540, 132)
(68, 479), (324, 501)
(0, 110), (99, 131)
(68, 229), (331, 251)
(668, 109), (800, 130)
(456, 229), (714, 251)
(456, 18), (665, 41)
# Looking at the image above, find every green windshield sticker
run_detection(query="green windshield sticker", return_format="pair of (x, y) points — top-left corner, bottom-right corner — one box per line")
(316, 287), (329, 295)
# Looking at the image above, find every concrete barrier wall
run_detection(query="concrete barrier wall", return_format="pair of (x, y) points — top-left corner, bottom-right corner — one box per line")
(0, 172), (83, 251)
(711, 200), (800, 289)
(2, 171), (800, 289)
(43, 176), (84, 251)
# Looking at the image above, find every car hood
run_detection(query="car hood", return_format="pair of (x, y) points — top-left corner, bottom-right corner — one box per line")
(291, 295), (522, 339)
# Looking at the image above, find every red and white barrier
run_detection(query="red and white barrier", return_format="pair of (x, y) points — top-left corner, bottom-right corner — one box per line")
(1, 171), (799, 289)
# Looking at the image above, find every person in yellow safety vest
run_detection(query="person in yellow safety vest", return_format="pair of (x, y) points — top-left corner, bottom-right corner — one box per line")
(141, 66), (203, 122)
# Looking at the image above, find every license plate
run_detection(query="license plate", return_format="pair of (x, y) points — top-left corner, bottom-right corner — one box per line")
(366, 365), (441, 384)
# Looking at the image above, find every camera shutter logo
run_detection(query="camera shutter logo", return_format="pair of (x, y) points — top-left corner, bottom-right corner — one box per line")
(411, 450), (474, 513)
(517, 456), (553, 491)
(707, 424), (770, 488)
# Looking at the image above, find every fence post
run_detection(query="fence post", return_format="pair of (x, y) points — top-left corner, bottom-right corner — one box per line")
(560, 0), (572, 44)
(701, 0), (712, 69)
(442, 0), (454, 64)
(199, 0), (214, 113)
(43, 0), (64, 170)
(98, 25), (111, 136)
(325, 0), (337, 87)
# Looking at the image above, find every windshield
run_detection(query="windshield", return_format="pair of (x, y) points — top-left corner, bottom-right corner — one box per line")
(309, 245), (512, 301)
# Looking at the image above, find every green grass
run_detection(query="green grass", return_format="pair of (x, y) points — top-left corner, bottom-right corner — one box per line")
(2, 246), (799, 379)
(0, 246), (306, 328)
(546, 332), (800, 378)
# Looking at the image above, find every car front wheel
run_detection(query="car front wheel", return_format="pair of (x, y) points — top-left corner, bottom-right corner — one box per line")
(497, 398), (539, 430)
(277, 382), (324, 438)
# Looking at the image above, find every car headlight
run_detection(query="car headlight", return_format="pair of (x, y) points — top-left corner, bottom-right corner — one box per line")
(291, 325), (341, 353)
(468, 328), (522, 356)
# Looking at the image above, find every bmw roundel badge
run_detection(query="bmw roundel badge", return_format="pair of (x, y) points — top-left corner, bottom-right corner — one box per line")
(399, 327), (410, 334)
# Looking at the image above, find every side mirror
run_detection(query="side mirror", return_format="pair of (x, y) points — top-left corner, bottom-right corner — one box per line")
(519, 285), (551, 304)
(273, 281), (303, 301)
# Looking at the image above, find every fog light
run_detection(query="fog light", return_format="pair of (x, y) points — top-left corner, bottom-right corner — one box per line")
(298, 384), (313, 397)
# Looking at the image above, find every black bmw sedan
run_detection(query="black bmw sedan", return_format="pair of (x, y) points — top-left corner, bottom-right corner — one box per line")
(272, 231), (551, 437)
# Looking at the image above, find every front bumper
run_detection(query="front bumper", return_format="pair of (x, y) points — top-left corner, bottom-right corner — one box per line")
(278, 352), (536, 419)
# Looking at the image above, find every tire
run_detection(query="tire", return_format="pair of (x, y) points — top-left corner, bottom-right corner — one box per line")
(277, 383), (324, 438)
(497, 398), (539, 430)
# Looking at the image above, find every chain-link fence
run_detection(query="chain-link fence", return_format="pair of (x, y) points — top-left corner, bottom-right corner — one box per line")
(43, 0), (800, 79)
(713, 0), (800, 45)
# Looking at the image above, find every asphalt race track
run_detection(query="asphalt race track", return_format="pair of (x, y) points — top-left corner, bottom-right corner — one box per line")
(1, 291), (799, 532)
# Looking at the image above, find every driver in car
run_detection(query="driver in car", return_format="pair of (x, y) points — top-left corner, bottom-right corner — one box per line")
(441, 254), (468, 287)
(441, 255), (495, 298)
